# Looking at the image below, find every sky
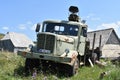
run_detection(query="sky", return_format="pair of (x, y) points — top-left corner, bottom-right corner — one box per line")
(0, 0), (120, 41)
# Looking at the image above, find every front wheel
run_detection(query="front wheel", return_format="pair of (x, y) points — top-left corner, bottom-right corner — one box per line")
(69, 58), (79, 76)
(25, 58), (40, 75)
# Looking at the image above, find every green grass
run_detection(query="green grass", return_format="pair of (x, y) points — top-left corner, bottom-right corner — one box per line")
(0, 51), (120, 80)
(0, 33), (4, 39)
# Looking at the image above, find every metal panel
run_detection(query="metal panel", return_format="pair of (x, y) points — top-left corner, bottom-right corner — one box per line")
(37, 34), (55, 53)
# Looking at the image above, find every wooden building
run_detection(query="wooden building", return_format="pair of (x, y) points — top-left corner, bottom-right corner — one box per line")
(0, 32), (34, 53)
(87, 28), (120, 58)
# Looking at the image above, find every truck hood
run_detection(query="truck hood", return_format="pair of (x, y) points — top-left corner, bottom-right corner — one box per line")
(57, 35), (75, 43)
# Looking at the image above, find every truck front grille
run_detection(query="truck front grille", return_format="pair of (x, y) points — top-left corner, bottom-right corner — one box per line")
(37, 34), (55, 53)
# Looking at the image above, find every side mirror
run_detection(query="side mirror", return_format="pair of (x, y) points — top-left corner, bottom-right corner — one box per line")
(83, 31), (87, 37)
(83, 28), (87, 37)
(35, 23), (41, 32)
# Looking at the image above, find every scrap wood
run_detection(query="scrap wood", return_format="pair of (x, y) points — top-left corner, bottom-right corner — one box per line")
(95, 60), (106, 68)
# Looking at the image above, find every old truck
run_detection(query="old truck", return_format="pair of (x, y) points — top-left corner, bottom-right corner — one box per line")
(17, 6), (94, 76)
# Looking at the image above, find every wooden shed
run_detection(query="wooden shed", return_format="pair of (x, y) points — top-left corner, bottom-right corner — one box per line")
(0, 32), (34, 53)
(87, 28), (120, 58)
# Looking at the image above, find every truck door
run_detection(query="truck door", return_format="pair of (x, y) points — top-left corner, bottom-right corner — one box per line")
(78, 27), (87, 56)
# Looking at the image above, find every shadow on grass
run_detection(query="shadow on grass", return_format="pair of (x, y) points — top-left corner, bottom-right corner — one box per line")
(13, 64), (72, 78)
(14, 65), (26, 77)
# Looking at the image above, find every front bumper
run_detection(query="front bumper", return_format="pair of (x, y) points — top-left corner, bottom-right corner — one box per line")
(17, 51), (72, 63)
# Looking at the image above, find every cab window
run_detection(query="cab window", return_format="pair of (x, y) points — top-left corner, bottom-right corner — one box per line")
(81, 27), (87, 37)
(42, 22), (79, 36)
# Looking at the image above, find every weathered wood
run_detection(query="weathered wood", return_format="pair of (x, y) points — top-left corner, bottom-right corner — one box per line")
(92, 33), (96, 54)
(99, 35), (102, 50)
(95, 60), (106, 67)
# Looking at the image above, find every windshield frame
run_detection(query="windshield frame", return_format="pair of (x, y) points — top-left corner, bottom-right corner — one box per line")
(42, 22), (79, 36)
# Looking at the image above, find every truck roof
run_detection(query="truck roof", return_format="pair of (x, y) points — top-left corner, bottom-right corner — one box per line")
(43, 20), (87, 28)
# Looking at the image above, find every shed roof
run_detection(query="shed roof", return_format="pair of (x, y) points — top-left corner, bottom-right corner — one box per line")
(1, 32), (34, 47)
(87, 28), (120, 49)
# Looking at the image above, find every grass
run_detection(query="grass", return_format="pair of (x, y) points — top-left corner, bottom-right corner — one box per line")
(0, 51), (120, 80)
(0, 33), (4, 39)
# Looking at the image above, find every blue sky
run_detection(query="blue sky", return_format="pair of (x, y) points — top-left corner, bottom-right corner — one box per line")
(0, 0), (120, 41)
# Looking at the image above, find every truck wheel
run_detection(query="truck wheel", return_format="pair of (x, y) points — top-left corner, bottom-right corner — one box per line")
(25, 58), (40, 76)
(25, 58), (31, 75)
(69, 58), (79, 76)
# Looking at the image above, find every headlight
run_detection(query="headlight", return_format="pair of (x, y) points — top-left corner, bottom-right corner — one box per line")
(65, 48), (70, 54)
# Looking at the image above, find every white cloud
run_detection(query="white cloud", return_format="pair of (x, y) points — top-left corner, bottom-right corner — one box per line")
(97, 21), (120, 37)
(91, 17), (101, 21)
(18, 24), (26, 30)
(97, 22), (119, 30)
(87, 13), (95, 18)
(26, 21), (32, 25)
(18, 21), (36, 31)
(116, 21), (120, 26)
(83, 13), (101, 21)
(88, 28), (94, 32)
(2, 26), (9, 30)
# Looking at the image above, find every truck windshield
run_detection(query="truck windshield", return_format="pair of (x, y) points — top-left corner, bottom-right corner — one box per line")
(42, 22), (79, 36)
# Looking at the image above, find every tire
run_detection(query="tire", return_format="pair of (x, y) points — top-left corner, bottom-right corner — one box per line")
(40, 60), (50, 71)
(25, 58), (40, 76)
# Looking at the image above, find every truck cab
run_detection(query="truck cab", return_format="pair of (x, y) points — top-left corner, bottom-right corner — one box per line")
(36, 20), (87, 56)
